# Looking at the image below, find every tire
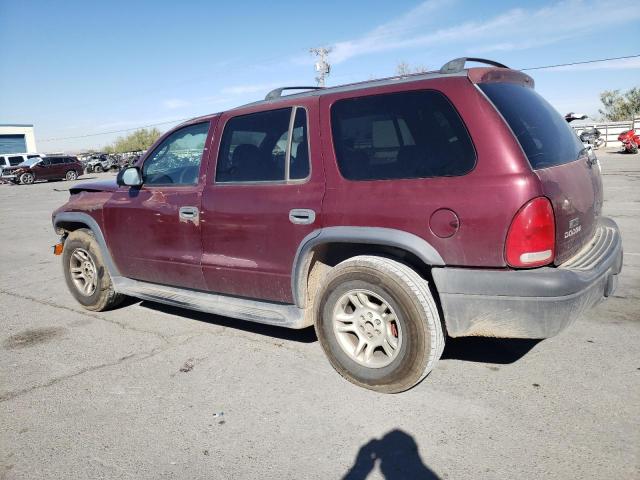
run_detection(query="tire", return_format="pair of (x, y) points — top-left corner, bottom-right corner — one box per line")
(62, 229), (124, 311)
(20, 172), (35, 184)
(315, 255), (444, 393)
(65, 170), (78, 181)
(94, 164), (103, 173)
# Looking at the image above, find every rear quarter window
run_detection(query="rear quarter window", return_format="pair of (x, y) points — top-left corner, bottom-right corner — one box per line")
(479, 83), (584, 169)
(330, 90), (476, 181)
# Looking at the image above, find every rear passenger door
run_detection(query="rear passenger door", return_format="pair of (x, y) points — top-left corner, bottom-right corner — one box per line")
(49, 157), (66, 178)
(201, 101), (324, 303)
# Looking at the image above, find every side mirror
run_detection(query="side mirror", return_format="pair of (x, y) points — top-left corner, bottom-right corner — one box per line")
(117, 166), (143, 187)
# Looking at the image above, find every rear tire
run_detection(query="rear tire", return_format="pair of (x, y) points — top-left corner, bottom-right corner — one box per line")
(62, 229), (124, 311)
(65, 170), (78, 181)
(315, 255), (444, 393)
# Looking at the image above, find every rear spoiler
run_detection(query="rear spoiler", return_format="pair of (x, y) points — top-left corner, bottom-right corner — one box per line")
(439, 57), (534, 88)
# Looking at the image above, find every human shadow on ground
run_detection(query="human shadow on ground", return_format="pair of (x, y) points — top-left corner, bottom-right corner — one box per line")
(342, 429), (440, 480)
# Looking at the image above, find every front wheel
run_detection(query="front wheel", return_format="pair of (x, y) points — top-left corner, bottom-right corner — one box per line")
(62, 229), (124, 311)
(65, 170), (78, 181)
(315, 256), (444, 393)
(93, 164), (103, 173)
(20, 172), (35, 185)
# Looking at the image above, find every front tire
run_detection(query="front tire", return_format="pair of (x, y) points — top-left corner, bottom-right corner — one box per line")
(62, 229), (124, 311)
(315, 256), (444, 393)
(94, 164), (103, 173)
(20, 172), (35, 185)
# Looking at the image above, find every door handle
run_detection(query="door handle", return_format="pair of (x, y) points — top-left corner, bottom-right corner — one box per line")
(289, 209), (316, 225)
(179, 206), (200, 223)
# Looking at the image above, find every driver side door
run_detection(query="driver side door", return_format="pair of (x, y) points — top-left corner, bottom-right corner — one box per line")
(104, 120), (215, 290)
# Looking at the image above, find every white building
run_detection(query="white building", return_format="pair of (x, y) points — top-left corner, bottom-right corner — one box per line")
(0, 124), (37, 154)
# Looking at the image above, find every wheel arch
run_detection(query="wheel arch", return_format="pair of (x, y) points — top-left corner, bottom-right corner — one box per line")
(53, 212), (120, 277)
(291, 227), (445, 309)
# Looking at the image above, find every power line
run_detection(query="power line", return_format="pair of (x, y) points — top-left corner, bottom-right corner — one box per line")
(40, 54), (639, 144)
(520, 54), (639, 71)
(40, 118), (193, 142)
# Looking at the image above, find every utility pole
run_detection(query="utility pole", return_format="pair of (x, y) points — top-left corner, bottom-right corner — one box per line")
(310, 47), (332, 87)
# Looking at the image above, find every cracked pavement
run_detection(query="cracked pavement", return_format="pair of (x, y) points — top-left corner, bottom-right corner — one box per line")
(1, 151), (639, 479)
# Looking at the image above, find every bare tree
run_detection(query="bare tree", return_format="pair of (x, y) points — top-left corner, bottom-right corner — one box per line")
(396, 61), (428, 76)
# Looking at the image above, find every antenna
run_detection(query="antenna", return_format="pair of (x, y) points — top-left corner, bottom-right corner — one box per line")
(309, 47), (332, 87)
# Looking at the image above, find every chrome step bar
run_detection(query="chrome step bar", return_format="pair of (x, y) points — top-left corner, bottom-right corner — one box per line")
(112, 277), (311, 329)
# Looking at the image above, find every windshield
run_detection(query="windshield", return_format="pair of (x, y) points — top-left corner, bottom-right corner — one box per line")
(20, 157), (42, 167)
(479, 83), (584, 169)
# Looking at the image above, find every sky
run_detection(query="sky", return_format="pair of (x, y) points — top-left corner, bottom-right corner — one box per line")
(1, 0), (639, 153)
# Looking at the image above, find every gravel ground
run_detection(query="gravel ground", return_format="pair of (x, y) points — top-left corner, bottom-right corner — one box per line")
(0, 151), (638, 479)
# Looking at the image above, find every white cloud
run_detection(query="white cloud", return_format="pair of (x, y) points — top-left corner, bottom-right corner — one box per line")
(327, 0), (640, 64)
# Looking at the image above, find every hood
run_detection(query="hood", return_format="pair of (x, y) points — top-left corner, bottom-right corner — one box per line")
(69, 178), (119, 194)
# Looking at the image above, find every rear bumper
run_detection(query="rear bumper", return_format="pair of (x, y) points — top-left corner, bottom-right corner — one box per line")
(432, 217), (623, 339)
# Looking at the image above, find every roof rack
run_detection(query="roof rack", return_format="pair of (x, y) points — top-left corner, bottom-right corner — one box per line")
(265, 86), (324, 101)
(439, 57), (509, 74)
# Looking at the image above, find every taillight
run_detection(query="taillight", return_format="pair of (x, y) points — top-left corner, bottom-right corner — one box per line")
(505, 197), (555, 268)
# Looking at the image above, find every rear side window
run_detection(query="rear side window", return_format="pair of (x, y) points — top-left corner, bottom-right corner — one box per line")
(331, 90), (476, 181)
(8, 156), (24, 166)
(216, 107), (310, 183)
(479, 83), (584, 169)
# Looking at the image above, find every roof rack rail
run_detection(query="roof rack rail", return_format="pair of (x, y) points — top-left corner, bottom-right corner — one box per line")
(265, 86), (323, 101)
(439, 57), (509, 74)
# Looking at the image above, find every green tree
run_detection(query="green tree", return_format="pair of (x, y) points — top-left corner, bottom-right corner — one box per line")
(103, 128), (163, 153)
(599, 87), (640, 121)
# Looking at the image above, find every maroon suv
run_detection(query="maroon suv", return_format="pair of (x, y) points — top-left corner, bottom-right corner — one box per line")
(52, 57), (623, 392)
(11, 155), (83, 184)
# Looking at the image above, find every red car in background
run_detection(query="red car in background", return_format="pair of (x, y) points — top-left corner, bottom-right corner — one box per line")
(7, 155), (83, 184)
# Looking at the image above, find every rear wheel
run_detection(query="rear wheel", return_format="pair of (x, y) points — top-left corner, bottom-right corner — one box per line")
(62, 229), (124, 311)
(315, 255), (444, 393)
(65, 170), (78, 181)
(20, 172), (35, 185)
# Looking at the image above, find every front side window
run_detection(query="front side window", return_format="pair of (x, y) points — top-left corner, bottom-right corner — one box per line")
(331, 90), (476, 181)
(143, 122), (210, 185)
(216, 107), (310, 183)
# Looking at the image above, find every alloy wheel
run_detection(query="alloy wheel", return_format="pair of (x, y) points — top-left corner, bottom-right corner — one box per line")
(69, 248), (98, 296)
(332, 289), (403, 368)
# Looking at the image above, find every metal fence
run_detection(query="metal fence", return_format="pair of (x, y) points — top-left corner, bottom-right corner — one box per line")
(571, 117), (640, 148)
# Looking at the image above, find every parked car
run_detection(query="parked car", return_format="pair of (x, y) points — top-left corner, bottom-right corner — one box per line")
(9, 155), (83, 184)
(85, 154), (122, 173)
(52, 57), (623, 392)
(0, 153), (44, 179)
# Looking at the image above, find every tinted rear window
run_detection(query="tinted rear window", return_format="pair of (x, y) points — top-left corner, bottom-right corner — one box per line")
(331, 90), (476, 181)
(479, 83), (584, 169)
